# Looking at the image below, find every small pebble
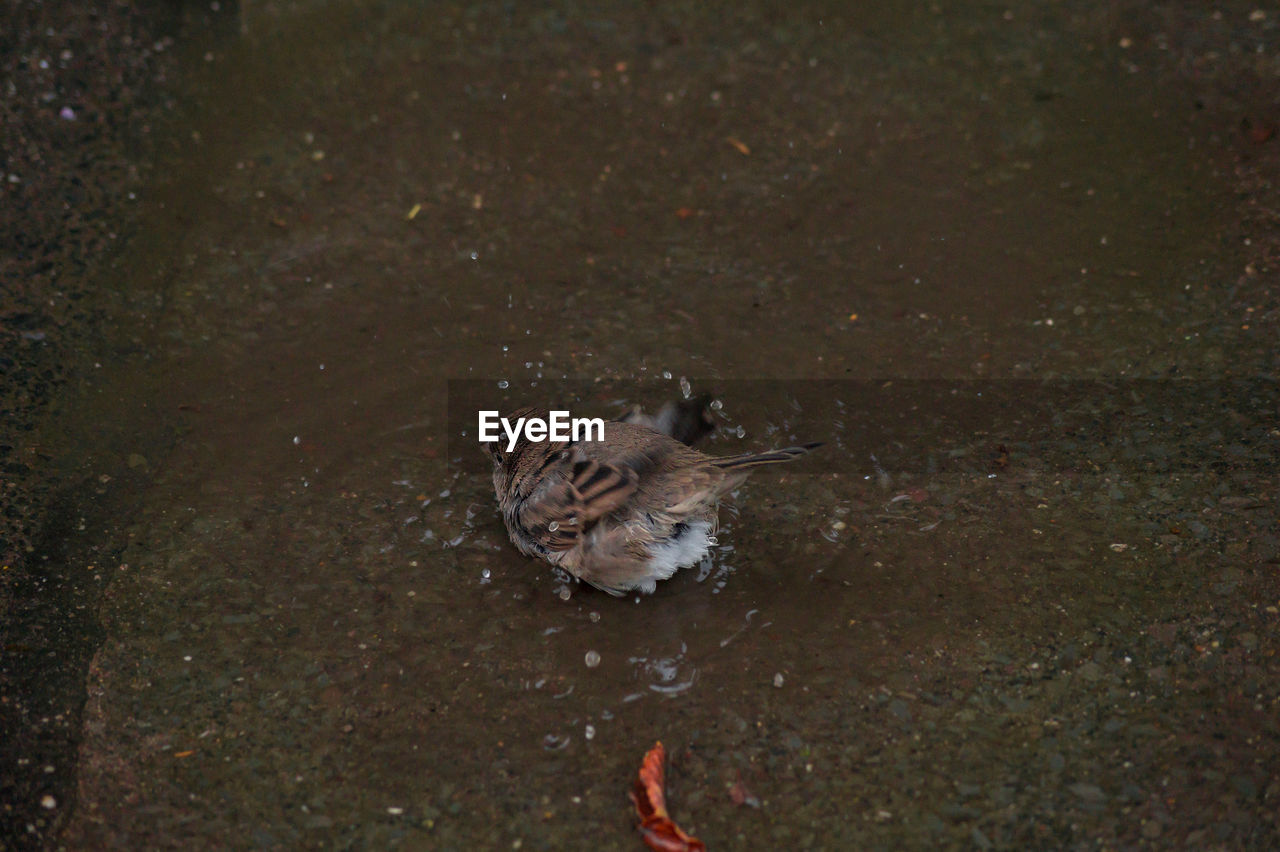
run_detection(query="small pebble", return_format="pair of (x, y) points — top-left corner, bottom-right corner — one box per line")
(40, 795), (56, 810)
(773, 673), (785, 688)
(584, 650), (601, 668)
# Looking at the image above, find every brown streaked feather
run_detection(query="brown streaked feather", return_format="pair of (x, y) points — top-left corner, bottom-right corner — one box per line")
(569, 458), (639, 516)
(562, 521), (681, 596)
(513, 453), (638, 553)
(711, 442), (822, 470)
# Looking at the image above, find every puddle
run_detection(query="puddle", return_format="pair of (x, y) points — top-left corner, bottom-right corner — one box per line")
(16, 1), (1272, 848)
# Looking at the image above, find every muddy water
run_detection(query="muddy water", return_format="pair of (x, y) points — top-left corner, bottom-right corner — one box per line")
(48, 1), (1273, 849)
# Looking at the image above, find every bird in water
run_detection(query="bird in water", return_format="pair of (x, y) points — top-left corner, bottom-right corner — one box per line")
(486, 397), (819, 595)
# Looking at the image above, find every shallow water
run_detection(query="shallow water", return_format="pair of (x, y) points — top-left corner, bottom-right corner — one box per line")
(22, 1), (1277, 848)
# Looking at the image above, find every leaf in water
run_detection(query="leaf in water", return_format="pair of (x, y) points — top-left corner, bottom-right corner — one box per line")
(629, 741), (706, 852)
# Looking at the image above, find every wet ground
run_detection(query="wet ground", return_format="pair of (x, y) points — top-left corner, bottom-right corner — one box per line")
(2, 1), (1278, 849)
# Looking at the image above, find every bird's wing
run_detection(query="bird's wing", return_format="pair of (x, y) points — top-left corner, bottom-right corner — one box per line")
(516, 455), (638, 552)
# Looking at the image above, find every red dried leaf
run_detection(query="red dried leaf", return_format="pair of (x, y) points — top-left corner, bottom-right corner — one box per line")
(631, 741), (667, 822)
(638, 822), (705, 852)
(629, 742), (706, 852)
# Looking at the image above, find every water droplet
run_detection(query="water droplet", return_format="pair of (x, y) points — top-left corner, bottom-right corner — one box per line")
(481, 568), (491, 579)
(773, 672), (785, 688)
(735, 425), (746, 438)
(589, 611), (601, 623)
(497, 380), (509, 389)
(541, 733), (570, 751)
(662, 370), (672, 379)
(584, 724), (596, 740)
(585, 650), (601, 668)
(548, 521), (559, 532)
(679, 376), (691, 398)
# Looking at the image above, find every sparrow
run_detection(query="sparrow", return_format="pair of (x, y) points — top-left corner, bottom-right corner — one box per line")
(486, 399), (820, 595)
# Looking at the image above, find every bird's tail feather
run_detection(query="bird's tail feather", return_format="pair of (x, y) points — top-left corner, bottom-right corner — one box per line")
(711, 442), (822, 470)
